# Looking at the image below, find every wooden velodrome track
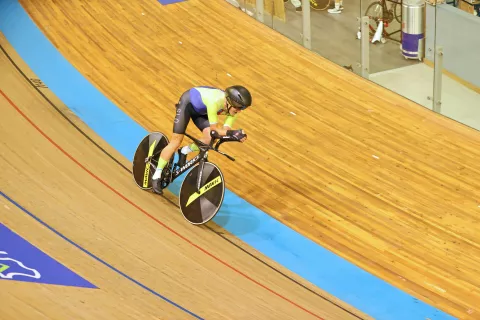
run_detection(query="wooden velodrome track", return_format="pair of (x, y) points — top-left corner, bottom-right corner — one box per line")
(2, 0), (480, 318)
(0, 35), (368, 320)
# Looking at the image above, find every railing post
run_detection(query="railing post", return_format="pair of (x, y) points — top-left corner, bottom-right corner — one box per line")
(360, 16), (370, 79)
(432, 46), (443, 113)
(302, 0), (311, 49)
(256, 0), (264, 22)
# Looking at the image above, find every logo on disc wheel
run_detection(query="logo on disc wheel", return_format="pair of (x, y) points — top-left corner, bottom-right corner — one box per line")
(186, 176), (222, 207)
(143, 140), (157, 187)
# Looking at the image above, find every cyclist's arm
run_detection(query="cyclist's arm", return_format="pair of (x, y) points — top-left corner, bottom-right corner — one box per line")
(223, 115), (237, 129)
(209, 123), (229, 136)
(206, 105), (229, 135)
(204, 91), (241, 137)
(211, 115), (238, 135)
(204, 95), (233, 135)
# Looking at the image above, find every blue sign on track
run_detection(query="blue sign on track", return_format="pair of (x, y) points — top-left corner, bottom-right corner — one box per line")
(0, 223), (96, 288)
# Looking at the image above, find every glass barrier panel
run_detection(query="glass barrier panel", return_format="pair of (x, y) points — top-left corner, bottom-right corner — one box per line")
(227, 0), (274, 27)
(366, 0), (436, 109)
(271, 0), (304, 45)
(309, 0), (363, 76)
(433, 1), (480, 131)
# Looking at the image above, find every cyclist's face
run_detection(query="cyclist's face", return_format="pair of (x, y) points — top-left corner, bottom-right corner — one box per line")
(226, 101), (242, 115)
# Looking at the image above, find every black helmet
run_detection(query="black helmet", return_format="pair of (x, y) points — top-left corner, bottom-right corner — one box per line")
(225, 85), (252, 110)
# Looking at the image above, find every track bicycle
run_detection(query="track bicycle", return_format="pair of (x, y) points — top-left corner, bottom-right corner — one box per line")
(132, 131), (238, 225)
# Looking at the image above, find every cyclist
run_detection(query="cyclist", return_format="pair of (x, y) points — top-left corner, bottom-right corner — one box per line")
(151, 85), (252, 194)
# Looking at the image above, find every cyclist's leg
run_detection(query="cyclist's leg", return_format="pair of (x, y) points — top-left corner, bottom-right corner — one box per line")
(193, 115), (212, 145)
(179, 115), (210, 159)
(151, 92), (191, 192)
(199, 126), (212, 145)
(154, 133), (184, 176)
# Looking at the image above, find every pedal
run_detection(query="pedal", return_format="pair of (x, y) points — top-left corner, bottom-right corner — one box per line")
(161, 165), (173, 183)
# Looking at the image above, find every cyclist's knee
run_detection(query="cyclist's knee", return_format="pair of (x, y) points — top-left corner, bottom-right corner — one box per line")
(202, 128), (212, 143)
(169, 133), (184, 148)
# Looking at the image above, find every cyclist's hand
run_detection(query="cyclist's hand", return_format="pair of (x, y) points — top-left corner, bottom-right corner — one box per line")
(238, 130), (247, 143)
(227, 129), (247, 142)
(210, 130), (221, 139)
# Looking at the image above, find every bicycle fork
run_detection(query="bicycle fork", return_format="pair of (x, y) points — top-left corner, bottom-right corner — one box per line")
(196, 159), (206, 192)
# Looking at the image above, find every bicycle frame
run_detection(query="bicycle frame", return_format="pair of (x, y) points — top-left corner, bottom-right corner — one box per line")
(170, 149), (209, 183)
(166, 132), (235, 191)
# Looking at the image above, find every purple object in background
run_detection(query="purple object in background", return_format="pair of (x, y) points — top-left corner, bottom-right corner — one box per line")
(401, 32), (424, 58)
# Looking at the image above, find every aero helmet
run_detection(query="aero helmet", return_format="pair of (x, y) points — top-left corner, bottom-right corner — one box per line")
(225, 85), (252, 110)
